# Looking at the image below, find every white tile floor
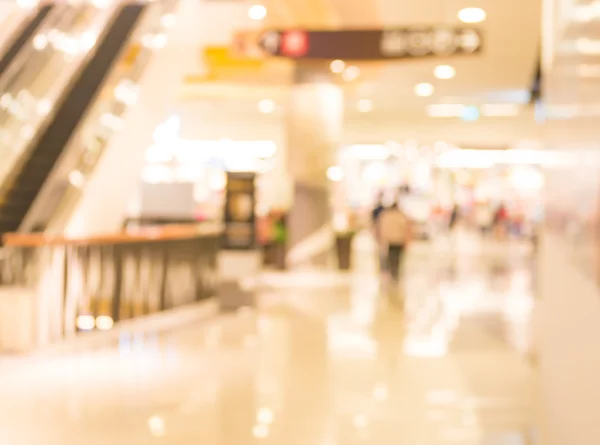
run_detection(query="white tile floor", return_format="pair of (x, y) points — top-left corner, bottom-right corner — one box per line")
(0, 232), (536, 444)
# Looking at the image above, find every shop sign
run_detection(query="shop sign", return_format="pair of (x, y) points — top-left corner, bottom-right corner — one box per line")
(255, 26), (482, 60)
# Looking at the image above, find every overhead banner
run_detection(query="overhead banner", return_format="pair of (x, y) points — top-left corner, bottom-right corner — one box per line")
(253, 27), (483, 60)
(223, 172), (256, 250)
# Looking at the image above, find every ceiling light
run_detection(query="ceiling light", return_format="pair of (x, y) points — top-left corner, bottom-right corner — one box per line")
(330, 59), (345, 74)
(458, 7), (486, 23)
(258, 99), (275, 114)
(480, 103), (521, 116)
(160, 13), (176, 28)
(17, 0), (38, 9)
(68, 170), (85, 188)
(356, 98), (373, 113)
(248, 4), (267, 20)
(327, 166), (344, 182)
(426, 104), (464, 117)
(96, 315), (114, 330)
(32, 34), (48, 50)
(434, 65), (456, 79)
(342, 65), (360, 81)
(415, 82), (434, 97)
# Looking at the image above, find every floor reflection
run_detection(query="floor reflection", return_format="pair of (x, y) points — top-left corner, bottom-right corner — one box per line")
(0, 233), (536, 445)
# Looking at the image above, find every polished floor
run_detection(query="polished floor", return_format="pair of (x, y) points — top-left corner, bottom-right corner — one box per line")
(0, 232), (536, 444)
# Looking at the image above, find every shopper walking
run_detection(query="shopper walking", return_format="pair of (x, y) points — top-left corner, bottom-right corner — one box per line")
(378, 199), (411, 281)
(371, 192), (387, 272)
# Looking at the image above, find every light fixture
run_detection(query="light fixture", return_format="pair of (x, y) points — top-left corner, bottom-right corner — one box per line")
(356, 98), (373, 113)
(415, 82), (434, 97)
(96, 315), (114, 330)
(327, 166), (344, 182)
(257, 408), (274, 424)
(148, 416), (166, 437)
(252, 424), (270, 438)
(258, 99), (276, 114)
(68, 170), (85, 188)
(17, 0), (38, 9)
(426, 104), (464, 117)
(330, 59), (345, 73)
(76, 315), (95, 330)
(36, 98), (53, 116)
(434, 65), (456, 79)
(342, 65), (360, 81)
(480, 103), (521, 117)
(153, 33), (168, 49)
(79, 32), (97, 51)
(248, 4), (267, 20)
(160, 13), (176, 28)
(458, 7), (486, 23)
(32, 34), (48, 50)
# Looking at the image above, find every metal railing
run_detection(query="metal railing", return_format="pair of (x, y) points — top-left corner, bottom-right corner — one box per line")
(0, 224), (220, 352)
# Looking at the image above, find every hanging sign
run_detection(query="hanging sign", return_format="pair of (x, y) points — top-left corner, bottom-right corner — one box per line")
(255, 26), (482, 60)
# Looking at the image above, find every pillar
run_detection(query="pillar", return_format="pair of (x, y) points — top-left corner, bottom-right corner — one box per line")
(285, 61), (344, 267)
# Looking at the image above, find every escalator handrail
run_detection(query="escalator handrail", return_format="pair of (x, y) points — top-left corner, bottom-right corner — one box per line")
(0, 2), (120, 197)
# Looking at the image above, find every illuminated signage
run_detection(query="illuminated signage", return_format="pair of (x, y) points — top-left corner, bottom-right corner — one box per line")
(256, 27), (483, 60)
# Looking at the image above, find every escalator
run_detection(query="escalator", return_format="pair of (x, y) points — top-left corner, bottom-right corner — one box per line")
(0, 4), (54, 75)
(0, 3), (147, 236)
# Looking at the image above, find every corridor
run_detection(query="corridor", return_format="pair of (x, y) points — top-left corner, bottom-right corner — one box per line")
(0, 234), (536, 445)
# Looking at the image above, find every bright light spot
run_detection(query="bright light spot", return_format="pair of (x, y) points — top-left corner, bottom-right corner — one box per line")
(160, 13), (176, 28)
(342, 65), (360, 81)
(356, 98), (373, 113)
(426, 104), (464, 117)
(330, 59), (346, 73)
(114, 80), (140, 106)
(415, 82), (434, 97)
(248, 4), (267, 20)
(480, 103), (520, 117)
(461, 105), (480, 121)
(257, 408), (274, 424)
(76, 315), (95, 331)
(100, 112), (125, 131)
(148, 415), (166, 437)
(327, 165), (344, 182)
(252, 424), (269, 438)
(141, 33), (154, 48)
(91, 0), (112, 9)
(373, 384), (389, 401)
(79, 32), (97, 51)
(96, 315), (114, 330)
(20, 125), (34, 140)
(258, 99), (276, 114)
(458, 7), (486, 23)
(68, 170), (85, 188)
(32, 34), (48, 50)
(36, 98), (53, 116)
(353, 414), (369, 428)
(153, 34), (168, 48)
(17, 0), (38, 9)
(434, 64), (456, 79)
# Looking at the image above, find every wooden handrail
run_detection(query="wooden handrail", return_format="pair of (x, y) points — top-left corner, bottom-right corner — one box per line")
(3, 223), (222, 247)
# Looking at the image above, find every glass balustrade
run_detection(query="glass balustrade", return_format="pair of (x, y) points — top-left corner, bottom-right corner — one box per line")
(42, 0), (179, 232)
(0, 1), (118, 189)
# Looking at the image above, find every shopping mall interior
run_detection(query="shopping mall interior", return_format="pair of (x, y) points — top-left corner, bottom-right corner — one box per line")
(0, 0), (596, 443)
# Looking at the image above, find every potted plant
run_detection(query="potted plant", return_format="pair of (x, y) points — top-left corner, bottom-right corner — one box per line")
(272, 215), (287, 270)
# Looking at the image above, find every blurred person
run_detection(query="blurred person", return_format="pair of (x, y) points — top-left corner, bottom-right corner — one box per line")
(448, 203), (460, 231)
(371, 191), (387, 271)
(378, 198), (411, 281)
(493, 202), (509, 238)
(475, 202), (493, 236)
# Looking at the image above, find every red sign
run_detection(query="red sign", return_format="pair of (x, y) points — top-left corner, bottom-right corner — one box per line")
(280, 31), (309, 57)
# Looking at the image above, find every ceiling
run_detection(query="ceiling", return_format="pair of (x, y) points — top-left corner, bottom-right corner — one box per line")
(177, 0), (542, 118)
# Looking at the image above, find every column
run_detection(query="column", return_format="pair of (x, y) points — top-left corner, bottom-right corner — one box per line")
(286, 61), (344, 266)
